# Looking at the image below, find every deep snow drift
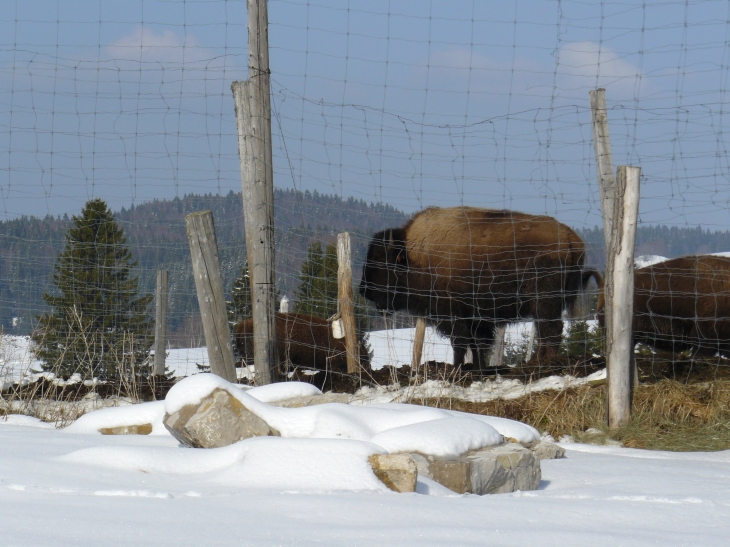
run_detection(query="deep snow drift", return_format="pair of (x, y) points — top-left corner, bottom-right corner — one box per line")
(1, 414), (728, 546)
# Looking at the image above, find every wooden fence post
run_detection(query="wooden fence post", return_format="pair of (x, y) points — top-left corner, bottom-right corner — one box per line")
(411, 317), (427, 369)
(589, 88), (616, 250)
(605, 166), (640, 428)
(185, 211), (237, 383)
(489, 326), (506, 369)
(337, 232), (360, 374)
(153, 270), (168, 376)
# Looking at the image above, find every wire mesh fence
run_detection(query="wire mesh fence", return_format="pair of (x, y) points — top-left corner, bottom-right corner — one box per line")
(3, 0), (730, 393)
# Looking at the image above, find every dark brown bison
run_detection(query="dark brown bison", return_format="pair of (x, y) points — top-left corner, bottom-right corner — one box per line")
(360, 206), (601, 370)
(597, 255), (730, 357)
(234, 312), (362, 374)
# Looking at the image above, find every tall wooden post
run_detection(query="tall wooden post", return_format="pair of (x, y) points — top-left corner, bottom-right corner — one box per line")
(411, 317), (427, 369)
(185, 211), (237, 383)
(605, 166), (640, 428)
(153, 271), (168, 376)
(230, 0), (278, 385)
(337, 232), (360, 374)
(589, 88), (616, 250)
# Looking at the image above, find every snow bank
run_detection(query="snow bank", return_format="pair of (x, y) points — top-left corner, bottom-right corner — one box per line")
(59, 436), (389, 491)
(0, 415), (55, 429)
(635, 255), (669, 268)
(64, 401), (168, 435)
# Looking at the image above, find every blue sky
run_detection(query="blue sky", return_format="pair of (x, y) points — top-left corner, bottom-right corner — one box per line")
(2, 0), (730, 230)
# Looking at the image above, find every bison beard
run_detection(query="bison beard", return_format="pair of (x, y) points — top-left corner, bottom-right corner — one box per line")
(597, 255), (730, 358)
(360, 206), (601, 370)
(233, 313), (352, 377)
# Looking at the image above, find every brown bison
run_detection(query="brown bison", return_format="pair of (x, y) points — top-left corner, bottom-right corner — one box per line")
(234, 312), (360, 374)
(597, 255), (730, 357)
(360, 206), (601, 370)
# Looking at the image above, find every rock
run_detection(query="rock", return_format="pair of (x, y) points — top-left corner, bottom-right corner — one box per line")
(406, 442), (541, 495)
(163, 388), (272, 448)
(271, 392), (352, 408)
(99, 424), (152, 436)
(530, 440), (565, 460)
(368, 454), (417, 493)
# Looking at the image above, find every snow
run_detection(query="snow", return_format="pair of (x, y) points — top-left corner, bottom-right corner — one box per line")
(369, 417), (502, 457)
(635, 254), (669, 268)
(64, 401), (168, 435)
(1, 419), (728, 546)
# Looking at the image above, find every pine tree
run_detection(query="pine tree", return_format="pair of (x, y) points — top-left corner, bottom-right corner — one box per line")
(32, 199), (153, 379)
(227, 263), (252, 325)
(293, 241), (338, 319)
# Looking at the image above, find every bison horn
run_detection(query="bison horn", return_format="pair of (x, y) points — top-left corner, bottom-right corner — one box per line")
(388, 230), (394, 250)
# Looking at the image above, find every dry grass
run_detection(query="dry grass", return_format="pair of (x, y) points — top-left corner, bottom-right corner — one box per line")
(424, 380), (730, 452)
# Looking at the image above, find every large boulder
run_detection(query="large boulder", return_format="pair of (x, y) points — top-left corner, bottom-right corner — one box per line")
(163, 388), (272, 448)
(407, 442), (541, 495)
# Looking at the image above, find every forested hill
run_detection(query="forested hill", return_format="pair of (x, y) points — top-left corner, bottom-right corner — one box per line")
(3, 191), (730, 338)
(0, 189), (407, 337)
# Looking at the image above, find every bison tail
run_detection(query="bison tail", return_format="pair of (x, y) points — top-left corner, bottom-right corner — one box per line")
(565, 268), (605, 319)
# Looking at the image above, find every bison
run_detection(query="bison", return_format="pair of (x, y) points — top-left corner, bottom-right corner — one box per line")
(597, 255), (730, 357)
(234, 312), (363, 375)
(359, 206), (601, 370)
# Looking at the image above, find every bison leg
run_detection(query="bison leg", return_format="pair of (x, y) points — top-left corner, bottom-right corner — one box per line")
(535, 319), (563, 363)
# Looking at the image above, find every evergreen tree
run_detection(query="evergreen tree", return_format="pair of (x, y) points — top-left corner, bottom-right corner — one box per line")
(293, 241), (338, 318)
(227, 263), (252, 325)
(32, 199), (153, 379)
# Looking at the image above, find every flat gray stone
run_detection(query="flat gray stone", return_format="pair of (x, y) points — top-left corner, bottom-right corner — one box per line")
(163, 388), (272, 448)
(406, 443), (541, 495)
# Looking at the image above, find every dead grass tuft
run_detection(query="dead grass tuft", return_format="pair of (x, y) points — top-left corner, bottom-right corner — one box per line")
(424, 379), (730, 452)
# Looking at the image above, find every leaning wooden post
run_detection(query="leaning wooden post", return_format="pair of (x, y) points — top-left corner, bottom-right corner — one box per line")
(411, 317), (427, 369)
(185, 211), (237, 383)
(337, 232), (360, 374)
(589, 88), (616, 250)
(605, 166), (640, 428)
(153, 270), (168, 376)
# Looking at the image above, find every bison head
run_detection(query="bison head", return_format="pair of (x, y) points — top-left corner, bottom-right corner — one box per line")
(359, 228), (409, 313)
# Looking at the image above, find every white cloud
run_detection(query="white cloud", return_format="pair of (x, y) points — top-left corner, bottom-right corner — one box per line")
(106, 27), (220, 67)
(557, 41), (647, 96)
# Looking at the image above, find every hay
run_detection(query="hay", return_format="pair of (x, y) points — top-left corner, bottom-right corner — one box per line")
(424, 380), (730, 452)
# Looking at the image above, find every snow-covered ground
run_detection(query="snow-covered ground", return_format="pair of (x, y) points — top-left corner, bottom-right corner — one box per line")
(0, 414), (728, 546)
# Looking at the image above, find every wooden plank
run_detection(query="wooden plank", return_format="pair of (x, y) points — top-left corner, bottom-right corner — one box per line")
(337, 232), (360, 374)
(153, 270), (168, 376)
(606, 166), (640, 428)
(185, 211), (237, 383)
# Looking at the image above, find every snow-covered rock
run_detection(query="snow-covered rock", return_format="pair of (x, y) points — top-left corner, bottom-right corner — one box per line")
(368, 453), (418, 493)
(408, 442), (540, 495)
(164, 388), (273, 448)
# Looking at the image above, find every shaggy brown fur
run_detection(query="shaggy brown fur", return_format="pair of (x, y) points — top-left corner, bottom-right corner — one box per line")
(360, 206), (601, 370)
(597, 255), (730, 357)
(234, 313), (357, 374)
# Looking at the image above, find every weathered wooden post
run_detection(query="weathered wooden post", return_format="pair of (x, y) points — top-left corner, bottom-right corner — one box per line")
(153, 270), (168, 376)
(489, 326), (506, 369)
(230, 0), (278, 385)
(411, 317), (427, 369)
(337, 232), (360, 374)
(185, 211), (237, 383)
(605, 166), (640, 428)
(589, 88), (616, 249)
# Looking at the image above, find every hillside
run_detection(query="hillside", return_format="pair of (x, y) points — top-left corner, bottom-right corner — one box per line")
(3, 192), (730, 342)
(0, 189), (407, 342)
